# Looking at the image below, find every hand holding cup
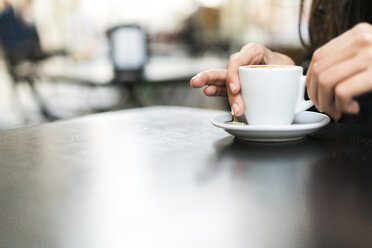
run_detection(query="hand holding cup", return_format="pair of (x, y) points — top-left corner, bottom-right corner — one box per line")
(190, 43), (295, 116)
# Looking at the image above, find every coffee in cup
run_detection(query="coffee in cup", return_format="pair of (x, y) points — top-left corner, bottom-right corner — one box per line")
(238, 65), (313, 125)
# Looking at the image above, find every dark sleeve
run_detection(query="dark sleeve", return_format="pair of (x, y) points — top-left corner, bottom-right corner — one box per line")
(0, 6), (18, 42)
(301, 50), (312, 74)
(340, 93), (372, 124)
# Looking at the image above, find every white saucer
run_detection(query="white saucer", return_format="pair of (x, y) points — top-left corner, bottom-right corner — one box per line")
(211, 111), (330, 142)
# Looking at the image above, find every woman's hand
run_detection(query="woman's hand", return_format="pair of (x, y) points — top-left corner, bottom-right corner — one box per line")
(307, 22), (372, 120)
(190, 43), (295, 116)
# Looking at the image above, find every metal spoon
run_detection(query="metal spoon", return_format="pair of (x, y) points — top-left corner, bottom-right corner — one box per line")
(225, 109), (246, 125)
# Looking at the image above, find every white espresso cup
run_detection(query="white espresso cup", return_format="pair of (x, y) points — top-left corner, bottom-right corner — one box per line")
(238, 65), (313, 125)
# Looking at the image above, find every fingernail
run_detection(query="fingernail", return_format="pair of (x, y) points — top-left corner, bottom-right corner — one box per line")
(232, 104), (239, 115)
(190, 74), (200, 86)
(191, 73), (201, 80)
(229, 82), (236, 92)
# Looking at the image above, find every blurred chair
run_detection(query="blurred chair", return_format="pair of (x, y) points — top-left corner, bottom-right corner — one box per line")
(0, 3), (65, 121)
(1, 13), (192, 123)
(106, 24), (149, 106)
(107, 24), (149, 84)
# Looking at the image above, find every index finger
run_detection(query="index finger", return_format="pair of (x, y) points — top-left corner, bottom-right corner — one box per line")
(226, 45), (265, 95)
(190, 69), (227, 88)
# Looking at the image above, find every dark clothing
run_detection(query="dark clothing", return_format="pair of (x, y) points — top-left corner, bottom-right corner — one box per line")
(339, 94), (372, 124)
(0, 5), (42, 63)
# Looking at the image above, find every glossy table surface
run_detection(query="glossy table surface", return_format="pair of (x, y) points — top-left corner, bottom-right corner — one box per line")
(1, 106), (372, 248)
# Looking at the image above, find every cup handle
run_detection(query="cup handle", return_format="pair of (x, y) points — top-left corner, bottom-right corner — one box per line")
(295, 75), (314, 113)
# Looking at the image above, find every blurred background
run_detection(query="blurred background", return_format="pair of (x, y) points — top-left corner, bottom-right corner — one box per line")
(0, 0), (310, 128)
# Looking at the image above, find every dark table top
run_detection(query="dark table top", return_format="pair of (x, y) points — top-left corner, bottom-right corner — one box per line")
(1, 106), (372, 248)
